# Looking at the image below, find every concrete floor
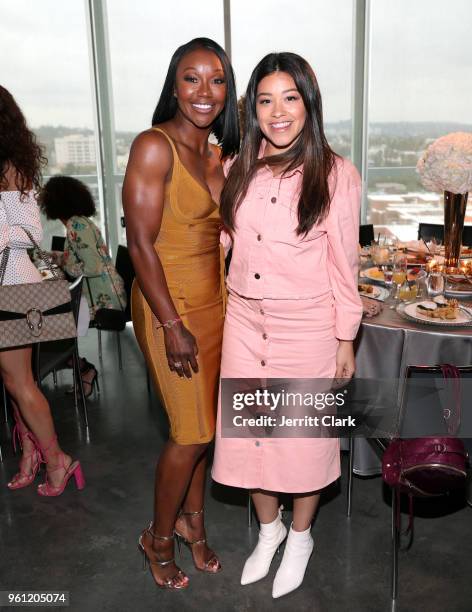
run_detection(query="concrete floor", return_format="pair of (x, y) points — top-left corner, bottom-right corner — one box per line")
(0, 327), (471, 612)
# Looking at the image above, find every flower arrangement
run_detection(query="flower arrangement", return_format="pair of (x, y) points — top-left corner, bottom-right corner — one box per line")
(417, 132), (472, 194)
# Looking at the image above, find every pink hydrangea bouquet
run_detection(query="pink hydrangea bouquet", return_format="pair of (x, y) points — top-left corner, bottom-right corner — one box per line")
(417, 132), (472, 194)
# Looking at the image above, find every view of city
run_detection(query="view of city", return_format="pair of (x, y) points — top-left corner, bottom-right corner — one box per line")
(35, 120), (472, 244)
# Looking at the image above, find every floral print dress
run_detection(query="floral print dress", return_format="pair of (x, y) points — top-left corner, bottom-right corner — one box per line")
(61, 216), (127, 319)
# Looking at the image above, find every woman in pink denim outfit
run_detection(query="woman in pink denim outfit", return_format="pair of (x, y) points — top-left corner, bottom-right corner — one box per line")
(212, 53), (362, 598)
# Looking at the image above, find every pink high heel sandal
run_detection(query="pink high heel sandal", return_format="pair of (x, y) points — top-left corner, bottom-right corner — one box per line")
(37, 435), (85, 497)
(7, 424), (42, 490)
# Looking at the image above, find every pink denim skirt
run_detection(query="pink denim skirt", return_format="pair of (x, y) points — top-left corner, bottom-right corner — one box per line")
(212, 289), (341, 493)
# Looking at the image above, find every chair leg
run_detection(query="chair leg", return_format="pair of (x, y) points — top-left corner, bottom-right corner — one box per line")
(116, 332), (123, 370)
(247, 493), (253, 528)
(73, 344), (89, 429)
(391, 489), (399, 600)
(2, 382), (8, 423)
(72, 356), (78, 411)
(347, 434), (355, 517)
(98, 329), (103, 361)
(34, 343), (42, 389)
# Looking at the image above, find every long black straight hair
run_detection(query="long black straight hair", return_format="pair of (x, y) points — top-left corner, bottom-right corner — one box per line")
(220, 52), (337, 235)
(151, 37), (240, 159)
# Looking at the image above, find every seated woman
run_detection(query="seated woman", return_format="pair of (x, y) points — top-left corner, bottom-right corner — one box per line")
(39, 176), (127, 395)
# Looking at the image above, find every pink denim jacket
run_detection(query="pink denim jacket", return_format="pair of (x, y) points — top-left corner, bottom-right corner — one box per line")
(222, 151), (363, 340)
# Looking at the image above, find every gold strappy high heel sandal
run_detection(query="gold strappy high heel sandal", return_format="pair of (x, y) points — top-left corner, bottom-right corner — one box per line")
(138, 522), (189, 590)
(174, 508), (222, 574)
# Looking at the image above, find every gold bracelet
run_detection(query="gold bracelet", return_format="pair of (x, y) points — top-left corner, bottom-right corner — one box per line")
(156, 317), (182, 330)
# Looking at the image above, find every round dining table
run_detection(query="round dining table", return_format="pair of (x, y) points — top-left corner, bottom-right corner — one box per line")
(350, 282), (472, 475)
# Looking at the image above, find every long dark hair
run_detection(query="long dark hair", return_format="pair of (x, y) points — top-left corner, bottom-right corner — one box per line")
(220, 52), (337, 236)
(39, 176), (96, 220)
(151, 37), (239, 158)
(0, 85), (47, 194)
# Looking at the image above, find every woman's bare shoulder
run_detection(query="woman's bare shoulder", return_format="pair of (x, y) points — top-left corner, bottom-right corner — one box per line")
(131, 127), (173, 159)
(125, 128), (175, 179)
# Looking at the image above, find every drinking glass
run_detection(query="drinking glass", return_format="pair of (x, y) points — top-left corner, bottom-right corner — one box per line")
(415, 271), (428, 299)
(381, 264), (394, 286)
(389, 255), (407, 308)
(399, 280), (418, 301)
(371, 242), (390, 266)
(392, 255), (407, 286)
(427, 271), (445, 297)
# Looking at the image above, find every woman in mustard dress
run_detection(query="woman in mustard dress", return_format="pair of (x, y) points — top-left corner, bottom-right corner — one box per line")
(122, 38), (239, 590)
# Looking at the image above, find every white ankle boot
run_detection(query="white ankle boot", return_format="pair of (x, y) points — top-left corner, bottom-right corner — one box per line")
(272, 523), (314, 598)
(241, 509), (287, 585)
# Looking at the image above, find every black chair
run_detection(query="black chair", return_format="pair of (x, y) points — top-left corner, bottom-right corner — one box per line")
(115, 245), (134, 323)
(51, 235), (66, 251)
(95, 245), (134, 370)
(418, 223), (472, 247)
(359, 224), (375, 247)
(116, 245), (152, 391)
(417, 223), (444, 244)
(346, 364), (472, 599)
(463, 226), (472, 246)
(35, 276), (89, 429)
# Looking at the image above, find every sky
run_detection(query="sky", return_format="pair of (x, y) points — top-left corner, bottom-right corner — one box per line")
(1, 0), (471, 132)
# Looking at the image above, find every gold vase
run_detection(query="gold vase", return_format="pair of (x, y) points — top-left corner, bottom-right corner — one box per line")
(444, 190), (468, 268)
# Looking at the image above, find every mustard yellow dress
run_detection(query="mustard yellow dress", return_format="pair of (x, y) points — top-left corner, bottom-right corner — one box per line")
(131, 128), (225, 445)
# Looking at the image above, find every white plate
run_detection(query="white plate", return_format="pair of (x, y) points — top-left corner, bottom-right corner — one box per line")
(397, 301), (472, 327)
(445, 287), (472, 298)
(358, 285), (390, 302)
(444, 276), (472, 298)
(360, 267), (386, 283)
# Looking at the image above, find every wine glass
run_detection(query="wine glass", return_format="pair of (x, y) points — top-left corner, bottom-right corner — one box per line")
(392, 254), (407, 285)
(389, 255), (407, 308)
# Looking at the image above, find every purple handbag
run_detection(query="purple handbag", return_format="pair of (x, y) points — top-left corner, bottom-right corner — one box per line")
(382, 364), (467, 497)
(382, 365), (468, 540)
(382, 436), (467, 497)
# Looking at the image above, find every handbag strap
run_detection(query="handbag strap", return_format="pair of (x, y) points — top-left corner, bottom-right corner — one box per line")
(0, 206), (58, 285)
(440, 364), (461, 436)
(0, 245), (10, 285)
(24, 228), (59, 280)
(85, 277), (95, 308)
(395, 488), (414, 550)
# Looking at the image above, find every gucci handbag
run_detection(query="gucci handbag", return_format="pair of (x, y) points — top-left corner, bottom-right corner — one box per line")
(0, 229), (77, 349)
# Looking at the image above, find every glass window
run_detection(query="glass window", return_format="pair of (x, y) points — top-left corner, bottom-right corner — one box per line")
(367, 0), (472, 241)
(107, 0), (225, 172)
(0, 0), (103, 245)
(231, 0), (353, 157)
(1, 0), (97, 176)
